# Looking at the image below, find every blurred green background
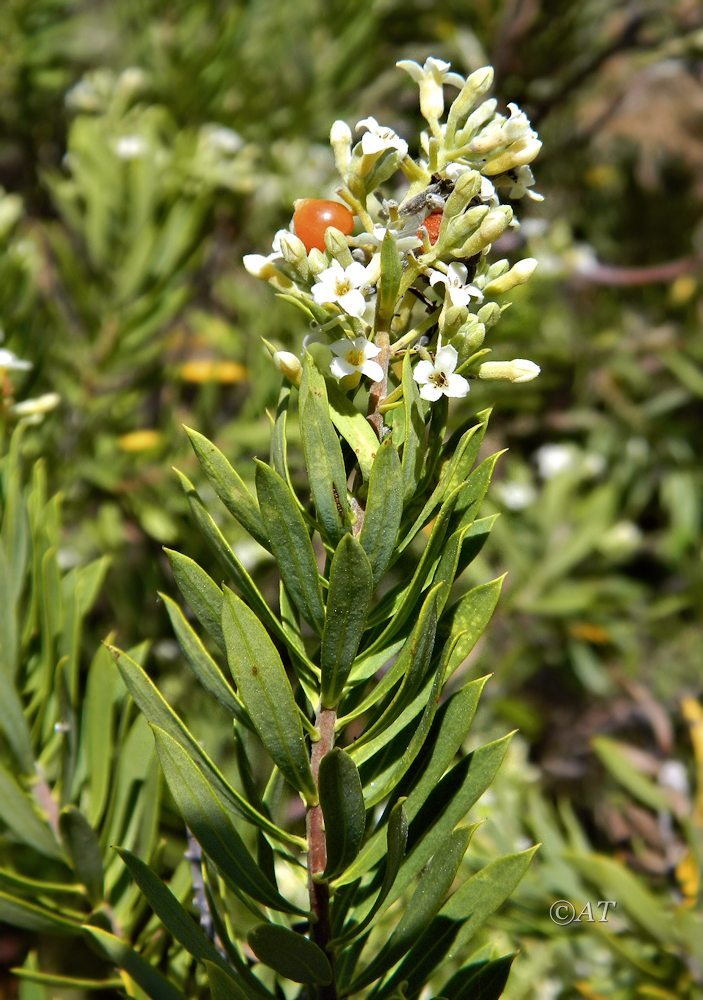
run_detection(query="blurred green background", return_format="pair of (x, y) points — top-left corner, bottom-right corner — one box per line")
(1, 0), (702, 996)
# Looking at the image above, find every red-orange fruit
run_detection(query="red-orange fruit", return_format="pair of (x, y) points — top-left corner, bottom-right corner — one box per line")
(293, 199), (355, 252)
(419, 211), (443, 245)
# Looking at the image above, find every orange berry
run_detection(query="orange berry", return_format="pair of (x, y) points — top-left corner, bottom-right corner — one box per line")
(419, 211), (443, 245)
(293, 199), (355, 252)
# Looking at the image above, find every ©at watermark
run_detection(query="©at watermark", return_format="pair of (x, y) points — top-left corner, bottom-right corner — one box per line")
(549, 899), (618, 926)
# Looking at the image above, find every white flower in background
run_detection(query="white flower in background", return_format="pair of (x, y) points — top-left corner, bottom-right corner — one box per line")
(356, 117), (408, 159)
(496, 480), (537, 511)
(396, 56), (464, 121)
(311, 260), (374, 318)
(478, 359), (540, 383)
(329, 337), (383, 383)
(413, 338), (469, 402)
(429, 262), (483, 307)
(11, 392), (60, 422)
(506, 164), (543, 201)
(534, 443), (575, 479)
(0, 348), (32, 372)
(201, 124), (243, 155)
(242, 229), (289, 277)
(330, 119), (353, 174)
(114, 135), (148, 160)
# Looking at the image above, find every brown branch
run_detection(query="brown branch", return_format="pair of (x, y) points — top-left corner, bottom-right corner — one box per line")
(306, 706), (337, 998)
(366, 330), (390, 440)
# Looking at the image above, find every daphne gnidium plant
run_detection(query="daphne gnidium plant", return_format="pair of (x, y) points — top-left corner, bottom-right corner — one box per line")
(114, 56), (543, 998)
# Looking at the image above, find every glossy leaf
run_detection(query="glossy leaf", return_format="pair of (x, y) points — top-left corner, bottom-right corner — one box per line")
(439, 576), (505, 679)
(255, 461), (325, 634)
(248, 923), (333, 985)
(327, 382), (379, 481)
(377, 229), (402, 330)
(185, 426), (268, 548)
(11, 969), (123, 991)
(85, 927), (184, 1000)
(204, 961), (254, 1000)
(300, 358), (350, 543)
(83, 645), (118, 826)
(152, 728), (306, 915)
(320, 749), (366, 878)
(441, 954), (516, 1000)
(221, 589), (316, 803)
(0, 667), (34, 774)
(359, 439), (403, 587)
(165, 549), (224, 648)
(0, 892), (81, 935)
(321, 534), (373, 707)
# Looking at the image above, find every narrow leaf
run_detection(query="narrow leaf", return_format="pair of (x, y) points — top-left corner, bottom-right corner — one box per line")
(59, 807), (104, 904)
(255, 461), (325, 634)
(221, 589), (316, 803)
(0, 764), (63, 859)
(204, 961), (254, 1000)
(165, 549), (224, 648)
(320, 749), (366, 878)
(321, 535), (373, 707)
(400, 351), (425, 504)
(327, 382), (379, 480)
(441, 954), (516, 1000)
(359, 439), (403, 587)
(377, 230), (402, 330)
(85, 927), (184, 1000)
(0, 892), (81, 935)
(248, 923), (333, 985)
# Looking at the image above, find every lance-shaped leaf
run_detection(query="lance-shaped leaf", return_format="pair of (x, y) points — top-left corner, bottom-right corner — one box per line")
(450, 450), (505, 530)
(59, 807), (103, 904)
(248, 923), (333, 985)
(161, 593), (249, 726)
(321, 535), (373, 708)
(400, 351), (425, 504)
(334, 799), (407, 946)
(113, 646), (304, 849)
(319, 749), (366, 879)
(0, 668), (34, 774)
(359, 439), (403, 587)
(205, 962), (256, 1000)
(165, 549), (224, 648)
(152, 728), (306, 915)
(270, 386), (291, 482)
(0, 764), (63, 860)
(255, 461), (325, 634)
(439, 575), (505, 679)
(300, 358), (350, 543)
(440, 955), (516, 1000)
(0, 892), (82, 935)
(11, 970), (123, 991)
(185, 426), (268, 549)
(221, 589), (316, 803)
(377, 229), (401, 331)
(117, 847), (240, 976)
(85, 927), (184, 1000)
(327, 383), (379, 481)
(347, 826), (473, 992)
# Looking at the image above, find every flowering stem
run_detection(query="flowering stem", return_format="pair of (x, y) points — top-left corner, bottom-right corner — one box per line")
(367, 330), (390, 438)
(307, 706), (337, 996)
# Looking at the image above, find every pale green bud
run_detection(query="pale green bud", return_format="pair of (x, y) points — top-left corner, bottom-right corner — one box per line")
(279, 232), (311, 279)
(484, 257), (538, 295)
(455, 205), (513, 257)
(307, 249), (328, 275)
(440, 303), (469, 337)
(477, 302), (502, 328)
(456, 315), (486, 351)
(242, 254), (293, 290)
(442, 170), (482, 219)
(455, 99), (498, 146)
(445, 204), (489, 245)
(478, 359), (540, 383)
(447, 67), (494, 134)
(483, 137), (542, 176)
(273, 350), (303, 386)
(324, 226), (354, 266)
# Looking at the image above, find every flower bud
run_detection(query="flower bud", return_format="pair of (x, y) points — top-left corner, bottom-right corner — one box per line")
(447, 67), (494, 133)
(477, 302), (502, 328)
(272, 350), (302, 386)
(442, 170), (482, 219)
(445, 204), (489, 245)
(455, 205), (512, 257)
(330, 119), (352, 175)
(243, 254), (293, 290)
(484, 258), (538, 295)
(324, 226), (354, 266)
(478, 359), (540, 383)
(483, 137), (542, 176)
(455, 99), (498, 146)
(11, 392), (60, 418)
(307, 249), (328, 275)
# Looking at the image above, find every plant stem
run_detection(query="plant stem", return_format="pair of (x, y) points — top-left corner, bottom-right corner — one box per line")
(307, 706), (337, 998)
(367, 329), (390, 439)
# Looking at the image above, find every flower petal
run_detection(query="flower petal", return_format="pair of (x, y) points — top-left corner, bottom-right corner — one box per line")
(330, 357), (357, 379)
(435, 345), (459, 374)
(444, 373), (470, 398)
(330, 338), (353, 357)
(419, 383), (443, 402)
(360, 359), (384, 382)
(362, 341), (382, 359)
(339, 290), (367, 317)
(412, 360), (435, 385)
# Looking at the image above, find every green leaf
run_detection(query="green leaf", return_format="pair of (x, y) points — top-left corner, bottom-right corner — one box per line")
(348, 827), (472, 991)
(161, 593), (248, 724)
(270, 386), (291, 482)
(11, 969), (123, 991)
(334, 799), (407, 946)
(59, 807), (104, 904)
(204, 961), (254, 1000)
(85, 927), (185, 1000)
(165, 549), (224, 648)
(321, 535), (373, 707)
(450, 450), (505, 530)
(248, 923), (333, 985)
(185, 426), (268, 548)
(152, 728), (305, 915)
(439, 576), (505, 678)
(377, 230), (402, 330)
(441, 955), (516, 1000)
(0, 667), (34, 774)
(112, 646), (304, 849)
(400, 352), (425, 504)
(441, 847), (538, 955)
(359, 439), (403, 587)
(319, 749), (366, 879)
(116, 848), (232, 971)
(327, 383), (379, 481)
(255, 461), (325, 634)
(0, 869), (84, 899)
(0, 892), (81, 935)
(300, 358), (350, 543)
(0, 764), (63, 859)
(221, 589), (316, 803)
(83, 645), (118, 827)
(592, 736), (675, 813)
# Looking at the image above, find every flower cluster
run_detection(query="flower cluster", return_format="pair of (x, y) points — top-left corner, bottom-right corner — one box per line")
(244, 56), (542, 406)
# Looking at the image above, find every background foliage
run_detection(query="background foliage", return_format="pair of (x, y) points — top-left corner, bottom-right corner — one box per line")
(1, 0), (702, 996)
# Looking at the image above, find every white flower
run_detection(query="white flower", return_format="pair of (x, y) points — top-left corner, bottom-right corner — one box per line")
(242, 229), (289, 278)
(114, 135), (148, 160)
(0, 348), (32, 372)
(396, 57), (464, 121)
(429, 262), (483, 307)
(329, 337), (383, 382)
(355, 117), (408, 159)
(311, 260), (373, 318)
(496, 481), (537, 511)
(506, 164), (543, 201)
(201, 124), (243, 155)
(534, 443), (575, 479)
(413, 339), (469, 402)
(11, 392), (60, 420)
(352, 223), (421, 254)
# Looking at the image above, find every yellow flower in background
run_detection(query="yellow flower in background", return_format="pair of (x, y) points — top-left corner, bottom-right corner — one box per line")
(177, 359), (247, 384)
(118, 429), (163, 452)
